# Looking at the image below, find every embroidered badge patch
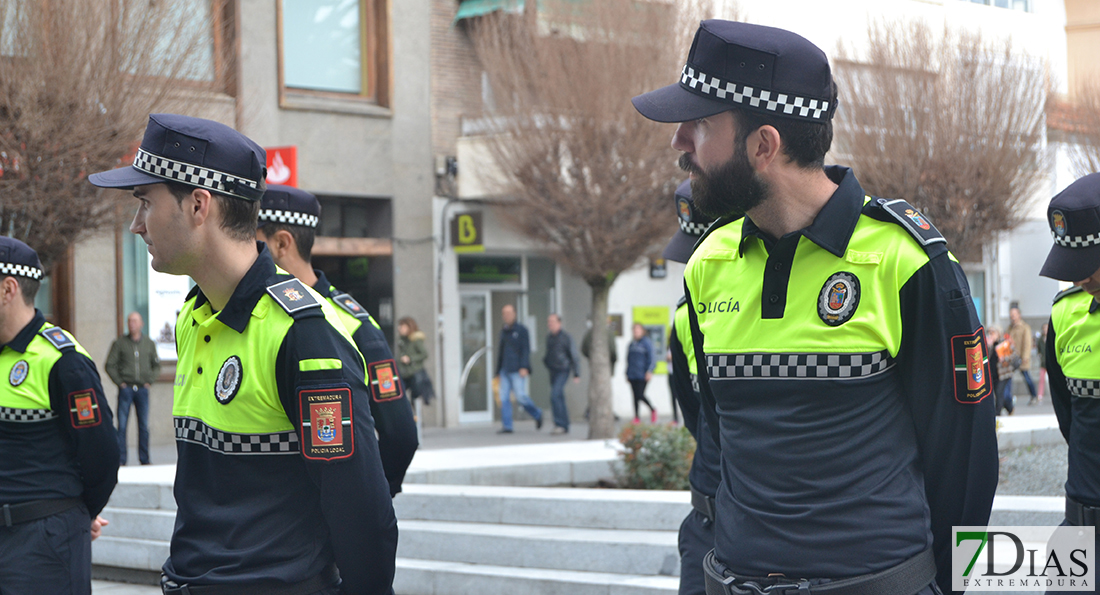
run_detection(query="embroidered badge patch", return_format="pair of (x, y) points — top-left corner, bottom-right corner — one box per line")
(215, 356), (242, 404)
(1053, 210), (1067, 238)
(266, 278), (320, 315)
(951, 329), (991, 404)
(41, 327), (74, 350)
(9, 360), (28, 386)
(332, 291), (369, 319)
(817, 272), (860, 326)
(880, 199), (946, 247)
(905, 208), (931, 231)
(68, 390), (101, 427)
(678, 197), (692, 223)
(298, 386), (354, 460)
(368, 360), (402, 402)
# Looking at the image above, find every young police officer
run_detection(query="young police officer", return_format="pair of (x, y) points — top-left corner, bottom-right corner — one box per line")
(1039, 173), (1100, 562)
(256, 184), (418, 497)
(664, 180), (722, 595)
(0, 237), (119, 595)
(634, 21), (997, 595)
(89, 114), (397, 595)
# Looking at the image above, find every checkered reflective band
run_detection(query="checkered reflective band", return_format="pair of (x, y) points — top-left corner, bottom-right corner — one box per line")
(679, 218), (709, 237)
(0, 262), (43, 280)
(133, 148), (262, 201)
(259, 209), (319, 228)
(681, 65), (830, 121)
(0, 406), (56, 423)
(1051, 230), (1100, 249)
(706, 350), (895, 379)
(1067, 378), (1100, 399)
(174, 416), (299, 455)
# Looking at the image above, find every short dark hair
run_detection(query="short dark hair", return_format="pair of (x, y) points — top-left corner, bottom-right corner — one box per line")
(165, 182), (259, 242)
(732, 81), (837, 170)
(258, 222), (315, 261)
(6, 276), (39, 306)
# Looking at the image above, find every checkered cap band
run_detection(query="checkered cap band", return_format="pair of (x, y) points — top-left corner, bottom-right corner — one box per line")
(0, 406), (55, 423)
(1067, 378), (1100, 399)
(1052, 230), (1100, 249)
(259, 209), (319, 228)
(0, 262), (43, 280)
(133, 149), (261, 201)
(681, 65), (830, 121)
(706, 350), (894, 380)
(679, 218), (709, 237)
(174, 416), (299, 455)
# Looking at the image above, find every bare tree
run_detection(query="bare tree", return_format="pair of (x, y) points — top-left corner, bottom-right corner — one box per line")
(1060, 80), (1100, 178)
(0, 0), (229, 271)
(468, 0), (709, 438)
(834, 21), (1047, 262)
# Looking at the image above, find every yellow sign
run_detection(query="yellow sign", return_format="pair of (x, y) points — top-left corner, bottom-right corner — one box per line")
(632, 306), (670, 375)
(451, 212), (485, 253)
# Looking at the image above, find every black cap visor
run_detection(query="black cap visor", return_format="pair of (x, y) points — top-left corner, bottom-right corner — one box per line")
(663, 230), (698, 264)
(88, 165), (167, 190)
(1040, 243), (1100, 282)
(632, 82), (733, 124)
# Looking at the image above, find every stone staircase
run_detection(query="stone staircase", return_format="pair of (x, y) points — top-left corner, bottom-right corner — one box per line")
(93, 477), (689, 594)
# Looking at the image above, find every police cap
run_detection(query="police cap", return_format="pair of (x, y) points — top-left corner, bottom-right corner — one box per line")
(88, 114), (267, 202)
(258, 185), (320, 229)
(0, 237), (44, 281)
(632, 20), (836, 124)
(1041, 173), (1100, 282)
(663, 179), (711, 264)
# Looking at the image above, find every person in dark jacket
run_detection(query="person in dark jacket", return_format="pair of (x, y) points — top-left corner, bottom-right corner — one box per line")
(626, 322), (657, 423)
(105, 311), (161, 465)
(495, 304), (543, 433)
(543, 314), (580, 434)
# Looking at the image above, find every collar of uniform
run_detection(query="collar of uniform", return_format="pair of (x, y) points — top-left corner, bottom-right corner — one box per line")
(312, 269), (335, 297)
(738, 166), (863, 258)
(191, 243), (278, 334)
(1091, 298), (1100, 315)
(3, 309), (47, 354)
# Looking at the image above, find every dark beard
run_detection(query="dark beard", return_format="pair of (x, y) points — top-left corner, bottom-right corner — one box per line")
(679, 147), (769, 219)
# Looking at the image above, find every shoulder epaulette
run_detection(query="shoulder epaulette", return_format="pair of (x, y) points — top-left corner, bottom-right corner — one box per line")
(1053, 285), (1085, 304)
(331, 290), (372, 320)
(676, 295), (689, 309)
(265, 277), (322, 318)
(863, 198), (947, 256)
(39, 326), (75, 351)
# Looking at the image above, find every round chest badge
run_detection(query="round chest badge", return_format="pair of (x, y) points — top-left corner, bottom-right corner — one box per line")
(1052, 210), (1067, 238)
(9, 360), (28, 386)
(215, 356), (242, 404)
(818, 272), (861, 327)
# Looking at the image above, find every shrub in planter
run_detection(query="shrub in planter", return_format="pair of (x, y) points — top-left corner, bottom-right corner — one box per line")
(615, 423), (695, 490)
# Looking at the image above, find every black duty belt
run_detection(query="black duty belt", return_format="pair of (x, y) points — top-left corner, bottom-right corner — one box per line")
(161, 564), (339, 595)
(0, 497), (82, 527)
(1066, 495), (1100, 527)
(691, 486), (716, 523)
(703, 548), (936, 595)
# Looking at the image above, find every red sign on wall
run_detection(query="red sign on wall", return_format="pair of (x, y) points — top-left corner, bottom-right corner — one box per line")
(265, 146), (298, 187)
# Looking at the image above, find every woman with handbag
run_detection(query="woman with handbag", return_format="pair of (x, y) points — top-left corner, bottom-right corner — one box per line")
(397, 317), (434, 405)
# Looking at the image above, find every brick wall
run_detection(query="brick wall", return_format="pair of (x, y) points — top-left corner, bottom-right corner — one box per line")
(431, 0), (486, 160)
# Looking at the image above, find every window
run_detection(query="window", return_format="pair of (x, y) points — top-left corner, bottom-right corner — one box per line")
(966, 0), (1030, 12)
(278, 0), (390, 107)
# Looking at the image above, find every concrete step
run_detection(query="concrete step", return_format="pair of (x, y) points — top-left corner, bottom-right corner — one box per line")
(107, 466), (177, 511)
(393, 558), (678, 595)
(92, 536), (169, 573)
(403, 440), (622, 487)
(397, 520), (678, 576)
(100, 508), (175, 542)
(394, 484), (691, 531)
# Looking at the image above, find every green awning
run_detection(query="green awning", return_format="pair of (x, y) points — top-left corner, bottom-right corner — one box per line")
(454, 0), (525, 23)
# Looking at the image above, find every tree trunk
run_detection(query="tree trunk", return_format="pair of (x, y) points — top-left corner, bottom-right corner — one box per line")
(586, 280), (615, 439)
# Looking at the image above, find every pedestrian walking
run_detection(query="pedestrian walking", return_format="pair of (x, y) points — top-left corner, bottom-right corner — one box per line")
(495, 304), (543, 433)
(105, 311), (160, 465)
(257, 184), (418, 497)
(634, 20), (996, 595)
(626, 322), (657, 424)
(397, 316), (434, 405)
(1008, 306), (1040, 405)
(89, 114), (396, 594)
(543, 313), (580, 434)
(0, 237), (119, 595)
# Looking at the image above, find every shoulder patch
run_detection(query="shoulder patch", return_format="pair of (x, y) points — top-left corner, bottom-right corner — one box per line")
(331, 291), (371, 320)
(266, 278), (321, 315)
(1054, 285), (1085, 304)
(368, 359), (403, 402)
(68, 389), (102, 427)
(298, 385), (354, 461)
(875, 199), (946, 247)
(40, 326), (75, 351)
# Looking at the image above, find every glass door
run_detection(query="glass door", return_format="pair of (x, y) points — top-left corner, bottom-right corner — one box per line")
(459, 291), (493, 423)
